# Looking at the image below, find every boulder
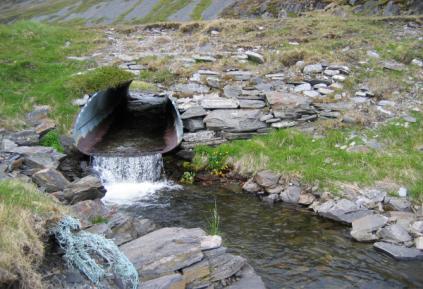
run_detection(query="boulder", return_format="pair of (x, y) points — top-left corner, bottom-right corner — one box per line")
(7, 146), (66, 170)
(32, 168), (70, 193)
(386, 197), (411, 212)
(8, 129), (39, 146)
(242, 179), (261, 193)
(70, 199), (111, 228)
(280, 186), (301, 203)
(64, 175), (106, 205)
(351, 215), (388, 242)
(316, 199), (373, 224)
(378, 224), (412, 244)
(107, 214), (156, 245)
(209, 253), (246, 282)
(139, 274), (186, 289)
(180, 106), (207, 120)
(254, 170), (280, 188)
(201, 96), (239, 109)
(120, 227), (206, 280)
(204, 109), (266, 132)
(298, 193), (316, 205)
(374, 242), (423, 260)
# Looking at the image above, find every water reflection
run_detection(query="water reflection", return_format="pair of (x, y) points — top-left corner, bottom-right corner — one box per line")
(124, 184), (423, 289)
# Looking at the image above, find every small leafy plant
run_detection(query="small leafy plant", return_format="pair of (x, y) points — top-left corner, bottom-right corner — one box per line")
(180, 171), (195, 185)
(207, 151), (229, 176)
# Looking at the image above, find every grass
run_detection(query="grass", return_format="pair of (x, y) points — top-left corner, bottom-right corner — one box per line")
(208, 199), (220, 236)
(194, 114), (423, 202)
(39, 130), (65, 153)
(0, 180), (62, 289)
(0, 21), (98, 131)
(191, 0), (212, 20)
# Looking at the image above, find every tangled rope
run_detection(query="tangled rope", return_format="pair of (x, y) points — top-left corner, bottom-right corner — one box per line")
(51, 216), (138, 289)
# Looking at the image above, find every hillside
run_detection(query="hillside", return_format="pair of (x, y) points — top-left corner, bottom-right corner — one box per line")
(0, 0), (422, 24)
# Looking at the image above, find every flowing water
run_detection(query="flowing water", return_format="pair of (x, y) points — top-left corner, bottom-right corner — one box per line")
(93, 156), (423, 289)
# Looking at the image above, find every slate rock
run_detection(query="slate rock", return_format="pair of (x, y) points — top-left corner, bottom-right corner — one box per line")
(204, 109), (266, 132)
(378, 224), (412, 244)
(265, 91), (310, 110)
(224, 84), (242, 98)
(316, 199), (373, 224)
(209, 253), (246, 282)
(139, 274), (186, 289)
(70, 199), (111, 228)
(242, 179), (261, 193)
(64, 175), (106, 205)
(120, 227), (206, 280)
(181, 259), (210, 285)
(107, 214), (156, 245)
(173, 83), (210, 96)
(280, 186), (301, 203)
(8, 129), (39, 146)
(238, 99), (266, 109)
(374, 242), (423, 260)
(201, 96), (239, 109)
(246, 51), (265, 64)
(351, 214), (388, 242)
(226, 264), (266, 289)
(386, 197), (412, 212)
(7, 146), (66, 170)
(303, 64), (323, 74)
(32, 168), (70, 193)
(254, 170), (280, 188)
(180, 106), (207, 120)
(225, 71), (253, 81)
(183, 118), (205, 132)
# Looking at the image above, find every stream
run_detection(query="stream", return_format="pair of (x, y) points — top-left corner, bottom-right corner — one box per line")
(93, 155), (423, 289)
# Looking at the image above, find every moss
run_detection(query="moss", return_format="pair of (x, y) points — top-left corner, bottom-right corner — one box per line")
(66, 66), (134, 96)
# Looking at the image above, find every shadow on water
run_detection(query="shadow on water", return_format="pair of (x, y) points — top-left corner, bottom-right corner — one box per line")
(121, 183), (423, 289)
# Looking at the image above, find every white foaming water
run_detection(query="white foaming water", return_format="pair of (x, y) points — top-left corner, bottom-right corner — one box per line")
(92, 154), (179, 205)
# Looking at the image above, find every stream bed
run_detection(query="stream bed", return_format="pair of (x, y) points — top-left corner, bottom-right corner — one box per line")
(120, 184), (423, 289)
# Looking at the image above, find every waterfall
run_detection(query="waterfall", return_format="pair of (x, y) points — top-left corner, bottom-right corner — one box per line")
(92, 154), (177, 205)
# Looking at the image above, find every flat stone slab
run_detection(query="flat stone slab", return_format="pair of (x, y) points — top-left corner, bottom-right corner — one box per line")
(316, 199), (373, 224)
(32, 168), (70, 193)
(374, 242), (423, 260)
(120, 227), (206, 280)
(201, 97), (239, 109)
(209, 253), (246, 282)
(204, 109), (266, 132)
(180, 106), (207, 120)
(139, 273), (186, 289)
(265, 91), (310, 110)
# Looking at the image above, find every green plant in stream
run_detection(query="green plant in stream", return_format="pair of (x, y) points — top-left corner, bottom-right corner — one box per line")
(180, 171), (196, 185)
(208, 199), (220, 236)
(40, 130), (64, 153)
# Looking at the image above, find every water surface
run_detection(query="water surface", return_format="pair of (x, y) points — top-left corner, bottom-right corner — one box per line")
(121, 184), (423, 289)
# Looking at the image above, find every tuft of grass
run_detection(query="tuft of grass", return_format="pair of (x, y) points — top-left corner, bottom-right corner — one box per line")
(0, 180), (62, 289)
(195, 113), (423, 202)
(39, 130), (65, 153)
(66, 66), (134, 96)
(208, 199), (220, 236)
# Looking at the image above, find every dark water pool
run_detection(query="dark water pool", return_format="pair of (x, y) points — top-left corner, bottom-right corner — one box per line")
(123, 184), (423, 289)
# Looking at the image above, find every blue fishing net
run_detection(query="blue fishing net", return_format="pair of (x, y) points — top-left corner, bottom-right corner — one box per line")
(51, 216), (138, 289)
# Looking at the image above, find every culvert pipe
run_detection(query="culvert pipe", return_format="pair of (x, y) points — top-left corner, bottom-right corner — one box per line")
(72, 81), (183, 156)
